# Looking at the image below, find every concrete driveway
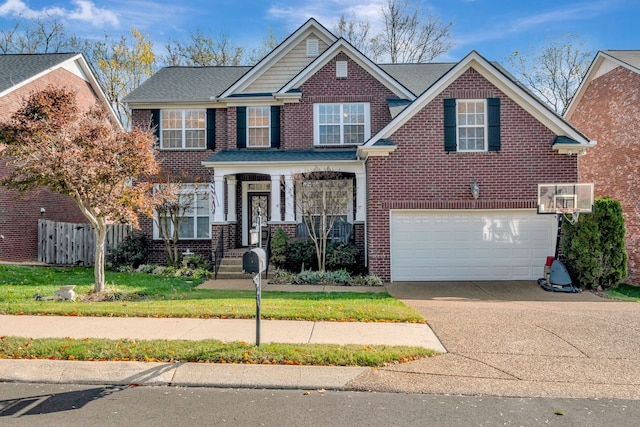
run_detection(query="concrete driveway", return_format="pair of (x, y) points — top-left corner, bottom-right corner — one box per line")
(349, 281), (640, 399)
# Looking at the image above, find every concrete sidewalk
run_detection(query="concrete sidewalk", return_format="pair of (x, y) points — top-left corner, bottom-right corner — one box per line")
(0, 297), (445, 390)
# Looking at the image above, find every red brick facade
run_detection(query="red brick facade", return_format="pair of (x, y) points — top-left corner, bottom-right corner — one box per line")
(0, 68), (99, 262)
(567, 66), (640, 283)
(366, 68), (578, 279)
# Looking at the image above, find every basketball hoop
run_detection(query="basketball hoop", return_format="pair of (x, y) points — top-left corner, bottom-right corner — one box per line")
(560, 209), (580, 225)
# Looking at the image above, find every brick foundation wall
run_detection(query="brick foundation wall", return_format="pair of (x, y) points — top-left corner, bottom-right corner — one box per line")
(366, 68), (579, 280)
(0, 68), (104, 262)
(567, 66), (640, 283)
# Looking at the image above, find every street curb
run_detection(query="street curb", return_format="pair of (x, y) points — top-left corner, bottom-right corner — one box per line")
(0, 359), (369, 390)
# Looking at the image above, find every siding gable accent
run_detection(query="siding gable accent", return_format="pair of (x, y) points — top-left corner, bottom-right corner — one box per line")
(236, 106), (246, 148)
(206, 108), (215, 150)
(270, 106), (281, 148)
(443, 98), (457, 152)
(487, 97), (501, 152)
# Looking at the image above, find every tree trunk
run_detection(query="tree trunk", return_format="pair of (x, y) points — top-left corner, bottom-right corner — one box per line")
(93, 221), (107, 293)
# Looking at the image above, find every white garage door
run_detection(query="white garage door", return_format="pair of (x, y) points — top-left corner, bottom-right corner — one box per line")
(390, 210), (555, 281)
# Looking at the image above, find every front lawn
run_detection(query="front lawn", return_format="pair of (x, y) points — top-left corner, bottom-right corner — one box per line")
(608, 283), (640, 302)
(0, 265), (424, 322)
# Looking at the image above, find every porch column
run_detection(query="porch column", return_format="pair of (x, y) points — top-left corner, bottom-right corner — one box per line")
(270, 175), (282, 222)
(212, 174), (225, 223)
(284, 174), (295, 222)
(355, 172), (366, 222)
(226, 176), (237, 222)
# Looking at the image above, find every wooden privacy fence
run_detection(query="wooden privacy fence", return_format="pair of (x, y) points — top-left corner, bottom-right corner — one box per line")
(38, 219), (132, 266)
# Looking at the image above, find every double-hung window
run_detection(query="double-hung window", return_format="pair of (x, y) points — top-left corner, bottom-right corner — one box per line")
(161, 109), (206, 149)
(154, 185), (210, 240)
(314, 103), (370, 145)
(456, 100), (487, 152)
(247, 106), (270, 147)
(297, 180), (352, 224)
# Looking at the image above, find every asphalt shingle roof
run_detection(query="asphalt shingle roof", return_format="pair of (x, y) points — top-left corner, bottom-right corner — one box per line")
(123, 66), (251, 103)
(0, 53), (78, 94)
(203, 149), (358, 163)
(379, 63), (456, 95)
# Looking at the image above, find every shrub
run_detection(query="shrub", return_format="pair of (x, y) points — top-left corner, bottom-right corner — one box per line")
(181, 254), (210, 271)
(297, 269), (323, 284)
(286, 239), (317, 271)
(326, 242), (358, 272)
(107, 233), (148, 269)
(270, 228), (289, 268)
(324, 269), (351, 284)
(561, 197), (627, 290)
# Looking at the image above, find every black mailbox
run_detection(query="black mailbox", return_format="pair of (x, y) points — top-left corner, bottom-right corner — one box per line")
(243, 248), (266, 274)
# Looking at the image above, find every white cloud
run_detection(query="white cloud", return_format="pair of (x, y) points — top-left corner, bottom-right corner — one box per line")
(0, 0), (119, 28)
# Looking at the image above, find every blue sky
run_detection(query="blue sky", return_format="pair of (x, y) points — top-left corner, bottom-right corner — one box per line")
(0, 0), (638, 64)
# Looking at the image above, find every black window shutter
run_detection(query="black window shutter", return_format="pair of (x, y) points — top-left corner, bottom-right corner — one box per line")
(443, 99), (457, 152)
(270, 106), (281, 148)
(487, 98), (501, 152)
(206, 108), (216, 150)
(236, 106), (246, 148)
(150, 109), (160, 144)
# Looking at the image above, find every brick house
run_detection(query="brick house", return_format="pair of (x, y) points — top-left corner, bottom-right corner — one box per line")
(0, 53), (120, 262)
(124, 19), (594, 281)
(565, 50), (640, 283)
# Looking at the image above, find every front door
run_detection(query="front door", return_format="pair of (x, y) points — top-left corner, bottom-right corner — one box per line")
(248, 193), (269, 245)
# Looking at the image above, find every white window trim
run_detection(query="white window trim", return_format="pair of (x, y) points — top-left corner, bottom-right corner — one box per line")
(246, 106), (271, 148)
(456, 99), (488, 152)
(313, 103), (370, 146)
(295, 179), (353, 223)
(152, 184), (211, 240)
(159, 109), (206, 150)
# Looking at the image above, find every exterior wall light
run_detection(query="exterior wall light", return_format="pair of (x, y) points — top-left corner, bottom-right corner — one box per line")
(470, 181), (480, 199)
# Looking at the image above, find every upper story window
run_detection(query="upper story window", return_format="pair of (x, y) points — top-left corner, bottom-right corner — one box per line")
(313, 103), (370, 145)
(160, 109), (206, 149)
(247, 106), (270, 148)
(457, 100), (487, 152)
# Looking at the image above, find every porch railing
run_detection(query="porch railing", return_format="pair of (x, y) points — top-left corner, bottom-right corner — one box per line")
(295, 221), (353, 244)
(212, 228), (224, 280)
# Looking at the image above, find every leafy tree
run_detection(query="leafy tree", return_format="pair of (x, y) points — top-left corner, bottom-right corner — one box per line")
(163, 28), (244, 66)
(373, 0), (453, 63)
(0, 87), (159, 293)
(508, 33), (592, 114)
(561, 198), (627, 290)
(82, 28), (156, 128)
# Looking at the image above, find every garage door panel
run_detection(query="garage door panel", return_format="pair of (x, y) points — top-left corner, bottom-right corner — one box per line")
(390, 210), (555, 281)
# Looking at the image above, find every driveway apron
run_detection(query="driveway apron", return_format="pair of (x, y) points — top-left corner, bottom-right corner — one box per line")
(349, 281), (640, 399)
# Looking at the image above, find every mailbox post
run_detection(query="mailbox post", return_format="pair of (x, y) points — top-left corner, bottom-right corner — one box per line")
(242, 247), (266, 346)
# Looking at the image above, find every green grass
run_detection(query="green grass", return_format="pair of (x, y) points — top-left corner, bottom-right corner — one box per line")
(0, 336), (437, 366)
(0, 265), (424, 322)
(608, 283), (640, 302)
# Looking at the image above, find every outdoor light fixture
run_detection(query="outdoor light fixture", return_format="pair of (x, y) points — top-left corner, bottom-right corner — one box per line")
(470, 181), (480, 199)
(40, 207), (46, 214)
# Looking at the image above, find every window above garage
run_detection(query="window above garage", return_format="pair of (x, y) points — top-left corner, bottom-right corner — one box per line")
(444, 98), (500, 153)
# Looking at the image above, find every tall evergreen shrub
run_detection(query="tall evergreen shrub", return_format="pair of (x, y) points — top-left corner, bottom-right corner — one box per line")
(561, 197), (627, 289)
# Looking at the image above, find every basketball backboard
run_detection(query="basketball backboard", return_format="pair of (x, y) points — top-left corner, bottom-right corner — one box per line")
(537, 183), (594, 214)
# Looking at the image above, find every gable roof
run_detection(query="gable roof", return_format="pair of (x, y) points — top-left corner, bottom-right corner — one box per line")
(0, 53), (121, 128)
(123, 66), (251, 105)
(379, 63), (455, 95)
(565, 50), (640, 118)
(361, 50), (594, 157)
(279, 38), (415, 100)
(218, 18), (337, 99)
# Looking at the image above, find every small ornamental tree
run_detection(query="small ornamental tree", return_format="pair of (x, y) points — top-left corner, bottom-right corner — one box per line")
(296, 170), (350, 272)
(561, 197), (627, 290)
(0, 86), (158, 293)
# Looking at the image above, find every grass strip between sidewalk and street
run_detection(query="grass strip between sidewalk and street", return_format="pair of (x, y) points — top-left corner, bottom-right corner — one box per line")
(0, 336), (437, 367)
(0, 265), (424, 322)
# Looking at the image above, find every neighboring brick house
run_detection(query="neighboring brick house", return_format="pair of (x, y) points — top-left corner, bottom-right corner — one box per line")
(0, 53), (119, 262)
(565, 50), (640, 284)
(124, 19), (594, 281)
